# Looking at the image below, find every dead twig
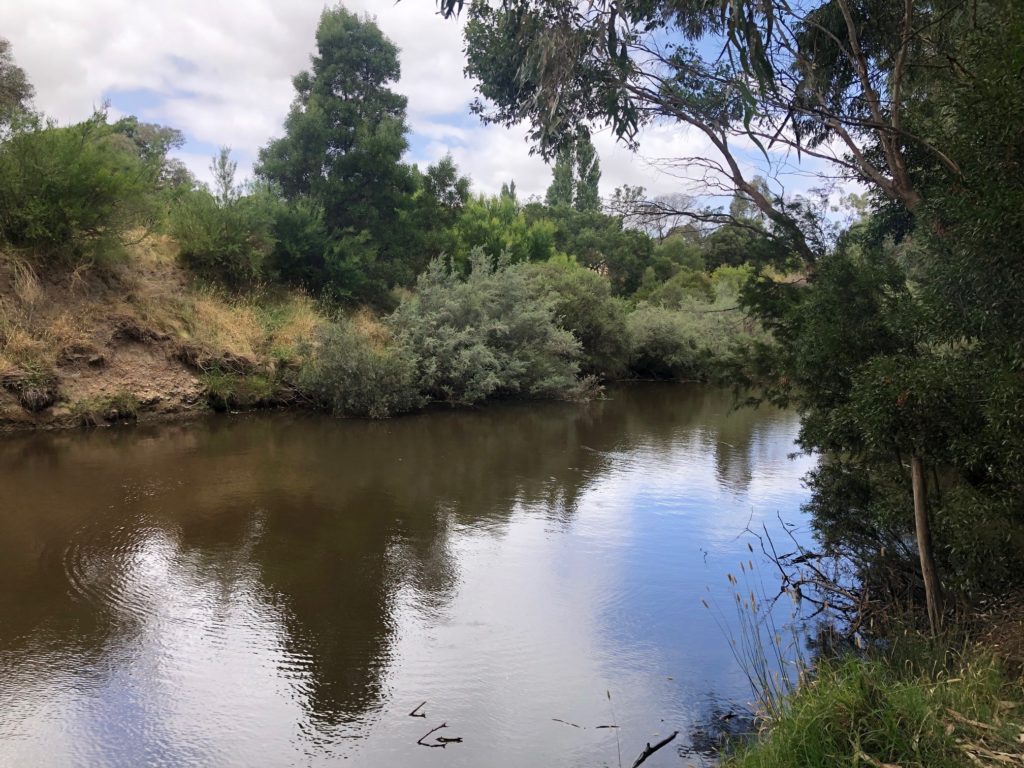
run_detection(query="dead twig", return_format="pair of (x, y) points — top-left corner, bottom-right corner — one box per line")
(957, 742), (1023, 765)
(630, 731), (679, 768)
(409, 701), (427, 718)
(417, 723), (454, 748)
(946, 707), (997, 731)
(552, 718), (581, 728)
(854, 750), (901, 768)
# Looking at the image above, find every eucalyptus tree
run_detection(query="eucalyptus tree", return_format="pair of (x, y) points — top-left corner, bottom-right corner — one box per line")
(441, 0), (978, 261)
(434, 0), (1024, 628)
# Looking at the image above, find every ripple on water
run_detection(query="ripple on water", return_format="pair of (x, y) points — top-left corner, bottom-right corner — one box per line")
(63, 519), (171, 624)
(58, 515), (320, 724)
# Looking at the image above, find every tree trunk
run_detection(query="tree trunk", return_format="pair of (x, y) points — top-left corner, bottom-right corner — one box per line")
(911, 455), (943, 634)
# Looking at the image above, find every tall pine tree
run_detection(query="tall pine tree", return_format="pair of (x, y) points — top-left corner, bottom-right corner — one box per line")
(256, 7), (415, 296)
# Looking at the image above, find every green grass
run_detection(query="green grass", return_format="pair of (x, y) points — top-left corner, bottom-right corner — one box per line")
(201, 369), (275, 411)
(71, 391), (140, 426)
(725, 648), (1024, 767)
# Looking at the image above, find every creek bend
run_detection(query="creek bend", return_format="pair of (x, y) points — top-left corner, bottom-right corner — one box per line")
(0, 384), (814, 767)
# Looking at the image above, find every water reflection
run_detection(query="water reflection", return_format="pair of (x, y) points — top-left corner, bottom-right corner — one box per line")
(0, 384), (814, 767)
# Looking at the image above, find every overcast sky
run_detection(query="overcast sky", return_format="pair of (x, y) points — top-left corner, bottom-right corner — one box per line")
(0, 0), (830, 203)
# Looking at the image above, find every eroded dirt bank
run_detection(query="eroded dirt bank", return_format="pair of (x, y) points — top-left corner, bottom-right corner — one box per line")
(0, 236), (323, 432)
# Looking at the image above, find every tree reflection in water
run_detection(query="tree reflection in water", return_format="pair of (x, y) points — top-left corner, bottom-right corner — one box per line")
(0, 384), (813, 767)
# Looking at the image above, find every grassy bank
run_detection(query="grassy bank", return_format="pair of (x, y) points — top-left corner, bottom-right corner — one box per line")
(0, 234), (763, 430)
(724, 632), (1024, 767)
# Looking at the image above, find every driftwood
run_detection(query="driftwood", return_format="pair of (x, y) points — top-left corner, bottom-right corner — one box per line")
(409, 701), (427, 718)
(417, 723), (448, 748)
(552, 718), (581, 728)
(417, 723), (462, 748)
(630, 731), (679, 768)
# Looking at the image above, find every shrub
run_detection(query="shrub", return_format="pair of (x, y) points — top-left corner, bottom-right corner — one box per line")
(266, 196), (331, 291)
(389, 250), (584, 405)
(711, 264), (755, 298)
(522, 256), (629, 378)
(639, 268), (715, 307)
(626, 304), (706, 379)
(169, 188), (274, 289)
(652, 233), (704, 275)
(0, 114), (156, 266)
(298, 317), (423, 418)
(451, 195), (556, 268)
(264, 197), (385, 303)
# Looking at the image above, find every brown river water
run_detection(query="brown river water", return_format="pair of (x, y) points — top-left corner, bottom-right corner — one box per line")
(0, 384), (815, 767)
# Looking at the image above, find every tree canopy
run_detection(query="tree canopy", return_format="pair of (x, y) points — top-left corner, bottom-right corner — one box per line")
(0, 38), (33, 134)
(448, 0), (1024, 618)
(544, 133), (602, 212)
(256, 7), (416, 299)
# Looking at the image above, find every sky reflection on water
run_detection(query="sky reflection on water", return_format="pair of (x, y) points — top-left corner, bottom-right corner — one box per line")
(0, 384), (814, 767)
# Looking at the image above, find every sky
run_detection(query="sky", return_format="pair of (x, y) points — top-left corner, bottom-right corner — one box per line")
(0, 0), (832, 203)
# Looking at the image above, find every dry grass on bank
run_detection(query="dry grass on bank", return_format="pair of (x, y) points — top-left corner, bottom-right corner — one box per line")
(0, 233), (329, 423)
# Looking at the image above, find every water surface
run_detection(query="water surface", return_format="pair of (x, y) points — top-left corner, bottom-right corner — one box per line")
(0, 384), (814, 767)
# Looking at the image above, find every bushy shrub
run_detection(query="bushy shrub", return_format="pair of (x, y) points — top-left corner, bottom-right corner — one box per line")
(451, 195), (557, 268)
(638, 268), (715, 307)
(0, 114), (156, 266)
(266, 196), (331, 290)
(390, 250), (584, 405)
(652, 233), (704, 274)
(169, 188), (274, 289)
(626, 304), (706, 379)
(522, 256), (629, 378)
(265, 197), (388, 304)
(298, 317), (424, 418)
(710, 263), (754, 298)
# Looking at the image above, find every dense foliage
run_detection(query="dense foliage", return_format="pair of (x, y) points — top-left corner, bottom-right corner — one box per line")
(0, 113), (159, 266)
(0, 37), (32, 131)
(452, 0), (1024, 615)
(298, 316), (425, 418)
(391, 251), (585, 405)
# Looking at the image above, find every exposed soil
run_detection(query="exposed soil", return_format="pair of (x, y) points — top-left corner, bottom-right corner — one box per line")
(0, 237), (313, 432)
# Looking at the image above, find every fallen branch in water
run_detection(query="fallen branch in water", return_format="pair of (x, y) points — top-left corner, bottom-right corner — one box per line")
(417, 722), (463, 748)
(630, 731), (679, 768)
(595, 724), (620, 729)
(409, 701), (427, 718)
(417, 723), (449, 748)
(552, 718), (581, 728)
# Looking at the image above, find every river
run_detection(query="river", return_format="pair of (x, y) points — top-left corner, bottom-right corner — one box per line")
(0, 384), (815, 767)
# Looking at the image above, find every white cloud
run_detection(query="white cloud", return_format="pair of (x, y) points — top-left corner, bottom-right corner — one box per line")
(0, 0), (828, 201)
